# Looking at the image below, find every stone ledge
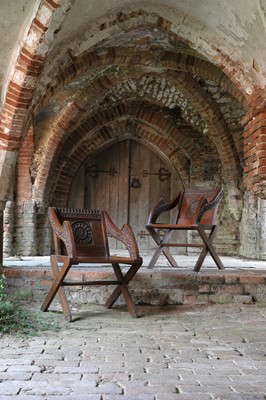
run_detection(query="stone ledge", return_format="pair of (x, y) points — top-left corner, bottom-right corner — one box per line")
(1, 266), (266, 308)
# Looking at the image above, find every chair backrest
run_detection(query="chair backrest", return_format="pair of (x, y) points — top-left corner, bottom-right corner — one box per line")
(49, 208), (110, 258)
(176, 188), (223, 225)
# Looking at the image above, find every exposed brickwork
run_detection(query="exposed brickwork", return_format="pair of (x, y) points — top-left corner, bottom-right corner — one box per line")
(36, 46), (246, 115)
(0, 1), (73, 234)
(0, 1), (63, 152)
(33, 72), (240, 204)
(243, 88), (266, 198)
(2, 267), (266, 307)
(45, 105), (207, 203)
(16, 126), (34, 205)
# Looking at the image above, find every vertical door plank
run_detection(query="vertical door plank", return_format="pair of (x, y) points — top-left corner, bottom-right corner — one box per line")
(128, 140), (140, 242)
(67, 165), (85, 208)
(108, 140), (130, 250)
(137, 143), (151, 250)
(117, 140), (130, 229)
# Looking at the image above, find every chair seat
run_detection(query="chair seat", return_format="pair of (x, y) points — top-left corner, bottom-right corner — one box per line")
(147, 223), (214, 230)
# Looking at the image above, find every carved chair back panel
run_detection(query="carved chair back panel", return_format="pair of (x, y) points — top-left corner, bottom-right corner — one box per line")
(175, 189), (223, 225)
(54, 208), (110, 258)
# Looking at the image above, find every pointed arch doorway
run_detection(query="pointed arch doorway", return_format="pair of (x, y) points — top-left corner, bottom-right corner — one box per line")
(68, 139), (184, 251)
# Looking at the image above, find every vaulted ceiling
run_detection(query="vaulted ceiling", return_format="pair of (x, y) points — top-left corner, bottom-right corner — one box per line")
(0, 0), (266, 205)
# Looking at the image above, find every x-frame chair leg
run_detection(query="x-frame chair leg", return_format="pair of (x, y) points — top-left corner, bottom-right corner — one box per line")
(147, 228), (178, 269)
(194, 225), (225, 272)
(41, 255), (72, 321)
(105, 263), (141, 318)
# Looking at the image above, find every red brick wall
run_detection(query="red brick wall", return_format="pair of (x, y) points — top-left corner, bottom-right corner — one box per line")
(243, 89), (266, 198)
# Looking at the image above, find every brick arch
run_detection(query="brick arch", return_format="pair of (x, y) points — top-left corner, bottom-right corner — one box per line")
(0, 1), (72, 205)
(34, 104), (213, 204)
(71, 75), (208, 134)
(0, 7), (251, 207)
(103, 70), (241, 178)
(168, 71), (242, 180)
(36, 5), (260, 113)
(50, 121), (197, 207)
(35, 46), (246, 117)
(33, 70), (238, 202)
(0, 1), (71, 153)
(1, 16), (248, 159)
(71, 71), (242, 172)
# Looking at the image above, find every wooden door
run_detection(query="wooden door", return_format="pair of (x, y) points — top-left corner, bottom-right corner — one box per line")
(68, 139), (184, 251)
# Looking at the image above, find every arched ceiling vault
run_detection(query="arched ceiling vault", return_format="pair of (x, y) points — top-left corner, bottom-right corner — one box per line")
(1, 0), (264, 205)
(33, 46), (245, 113)
(35, 5), (265, 102)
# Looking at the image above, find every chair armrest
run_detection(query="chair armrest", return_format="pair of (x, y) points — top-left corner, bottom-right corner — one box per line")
(147, 192), (182, 224)
(104, 212), (141, 260)
(48, 208), (76, 259)
(197, 189), (223, 224)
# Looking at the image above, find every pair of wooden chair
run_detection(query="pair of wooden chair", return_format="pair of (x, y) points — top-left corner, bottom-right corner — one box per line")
(41, 188), (224, 320)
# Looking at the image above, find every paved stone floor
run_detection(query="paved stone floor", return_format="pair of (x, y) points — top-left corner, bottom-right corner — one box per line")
(1, 302), (266, 400)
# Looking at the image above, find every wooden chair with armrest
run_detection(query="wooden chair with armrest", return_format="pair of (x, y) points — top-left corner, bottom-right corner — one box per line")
(146, 188), (224, 272)
(41, 207), (143, 321)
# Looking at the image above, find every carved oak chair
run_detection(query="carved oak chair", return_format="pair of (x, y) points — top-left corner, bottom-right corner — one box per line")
(146, 188), (224, 271)
(41, 208), (143, 321)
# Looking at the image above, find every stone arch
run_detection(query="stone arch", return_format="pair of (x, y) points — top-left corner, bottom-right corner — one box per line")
(0, 1), (72, 152)
(0, 1), (72, 206)
(0, 5), (254, 211)
(34, 117), (201, 204)
(32, 70), (239, 203)
(33, 101), (221, 203)
(35, 47), (246, 117)
(50, 122), (203, 207)
(2, 2), (265, 262)
(0, 3), (260, 210)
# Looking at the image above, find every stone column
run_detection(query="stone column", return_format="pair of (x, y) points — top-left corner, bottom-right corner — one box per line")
(13, 200), (37, 256)
(36, 203), (52, 256)
(3, 201), (14, 257)
(239, 191), (260, 259)
(0, 200), (9, 266)
(0, 150), (16, 264)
